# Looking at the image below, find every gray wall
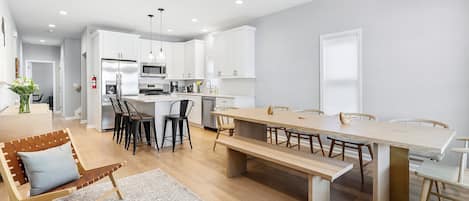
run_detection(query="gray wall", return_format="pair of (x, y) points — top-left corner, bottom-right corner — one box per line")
(250, 0), (469, 165)
(62, 39), (81, 118)
(31, 62), (53, 99)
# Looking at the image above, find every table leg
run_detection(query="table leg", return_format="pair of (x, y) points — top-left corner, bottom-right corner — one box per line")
(234, 120), (267, 141)
(308, 175), (330, 201)
(373, 143), (390, 201)
(227, 148), (247, 177)
(390, 146), (409, 201)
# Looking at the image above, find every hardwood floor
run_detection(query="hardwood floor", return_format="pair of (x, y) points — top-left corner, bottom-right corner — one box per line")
(1, 116), (468, 201)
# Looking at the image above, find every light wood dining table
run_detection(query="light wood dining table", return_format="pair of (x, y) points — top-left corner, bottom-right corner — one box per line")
(212, 108), (456, 201)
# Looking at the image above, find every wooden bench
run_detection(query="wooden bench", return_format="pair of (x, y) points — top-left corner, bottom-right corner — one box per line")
(216, 136), (353, 201)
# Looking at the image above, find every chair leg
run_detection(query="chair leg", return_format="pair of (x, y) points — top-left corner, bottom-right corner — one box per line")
(309, 136), (314, 153)
(274, 128), (278, 144)
(171, 120), (177, 152)
(317, 136), (325, 156)
(297, 134), (301, 150)
(341, 141), (346, 161)
(286, 131), (291, 147)
(213, 129), (221, 151)
(328, 139), (336, 158)
(420, 178), (432, 201)
(113, 115), (119, 140)
(109, 173), (124, 200)
(144, 122), (151, 146)
(133, 121), (139, 155)
(367, 144), (374, 160)
(161, 119), (167, 148)
(434, 181), (442, 201)
(186, 119), (193, 149)
(179, 120), (184, 145)
(358, 145), (365, 184)
(151, 118), (159, 151)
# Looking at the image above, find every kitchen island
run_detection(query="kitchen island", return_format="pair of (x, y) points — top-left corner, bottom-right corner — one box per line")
(123, 95), (187, 148)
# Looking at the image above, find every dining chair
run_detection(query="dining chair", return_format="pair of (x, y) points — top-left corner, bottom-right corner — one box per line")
(417, 137), (469, 201)
(285, 109), (326, 156)
(213, 107), (239, 151)
(327, 112), (376, 184)
(266, 106), (289, 144)
(389, 118), (449, 161)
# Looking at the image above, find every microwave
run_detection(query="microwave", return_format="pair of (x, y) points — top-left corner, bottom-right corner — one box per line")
(141, 63), (166, 77)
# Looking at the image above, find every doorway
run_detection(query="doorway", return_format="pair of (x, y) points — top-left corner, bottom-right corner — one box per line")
(25, 60), (56, 111)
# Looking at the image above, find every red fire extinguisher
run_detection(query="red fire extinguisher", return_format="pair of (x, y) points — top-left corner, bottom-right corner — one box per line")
(91, 75), (97, 89)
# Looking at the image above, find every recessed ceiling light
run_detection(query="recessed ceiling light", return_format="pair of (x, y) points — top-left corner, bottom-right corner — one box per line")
(167, 29), (173, 32)
(59, 10), (68, 15)
(235, 0), (244, 5)
(39, 40), (46, 43)
(48, 24), (56, 28)
(191, 18), (198, 22)
(201, 28), (209, 32)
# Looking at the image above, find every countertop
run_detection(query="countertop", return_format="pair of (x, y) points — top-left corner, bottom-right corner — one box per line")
(123, 95), (186, 103)
(173, 92), (237, 99)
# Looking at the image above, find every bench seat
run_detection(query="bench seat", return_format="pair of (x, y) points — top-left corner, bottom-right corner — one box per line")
(216, 136), (353, 201)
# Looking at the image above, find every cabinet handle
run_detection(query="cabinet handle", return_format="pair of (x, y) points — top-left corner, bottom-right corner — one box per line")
(217, 71), (222, 76)
(233, 70), (238, 76)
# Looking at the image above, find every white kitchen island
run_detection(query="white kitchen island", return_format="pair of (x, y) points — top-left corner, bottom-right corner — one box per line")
(123, 95), (188, 149)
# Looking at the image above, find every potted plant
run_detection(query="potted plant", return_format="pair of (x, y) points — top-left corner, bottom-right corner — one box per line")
(8, 77), (39, 113)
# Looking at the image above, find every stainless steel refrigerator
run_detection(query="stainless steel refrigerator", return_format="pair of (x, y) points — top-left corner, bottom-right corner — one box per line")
(101, 59), (139, 130)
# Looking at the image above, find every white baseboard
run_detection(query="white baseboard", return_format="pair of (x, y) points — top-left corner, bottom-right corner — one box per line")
(64, 116), (80, 121)
(80, 120), (87, 124)
(86, 124), (96, 129)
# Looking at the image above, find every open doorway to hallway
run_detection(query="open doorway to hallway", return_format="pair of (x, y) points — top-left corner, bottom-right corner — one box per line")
(25, 60), (56, 111)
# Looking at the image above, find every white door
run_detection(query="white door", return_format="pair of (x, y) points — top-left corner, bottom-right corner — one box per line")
(320, 29), (362, 115)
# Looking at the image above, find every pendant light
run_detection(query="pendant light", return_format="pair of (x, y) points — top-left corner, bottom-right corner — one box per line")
(147, 14), (155, 61)
(156, 8), (166, 63)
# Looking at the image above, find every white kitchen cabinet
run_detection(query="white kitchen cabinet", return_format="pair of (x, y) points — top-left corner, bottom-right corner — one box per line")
(184, 40), (205, 79)
(99, 30), (139, 60)
(215, 97), (235, 108)
(178, 95), (202, 126)
(166, 42), (185, 79)
(212, 26), (255, 78)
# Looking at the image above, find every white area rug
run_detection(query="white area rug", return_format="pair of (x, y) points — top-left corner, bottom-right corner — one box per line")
(56, 169), (202, 201)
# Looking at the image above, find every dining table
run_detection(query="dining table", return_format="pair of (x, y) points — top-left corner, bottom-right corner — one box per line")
(212, 108), (456, 201)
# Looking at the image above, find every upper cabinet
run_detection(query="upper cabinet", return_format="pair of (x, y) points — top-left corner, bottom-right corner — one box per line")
(167, 42), (185, 79)
(98, 30), (139, 61)
(184, 40), (205, 79)
(212, 26), (256, 78)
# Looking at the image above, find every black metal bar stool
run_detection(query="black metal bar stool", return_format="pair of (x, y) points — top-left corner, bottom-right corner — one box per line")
(116, 98), (130, 145)
(161, 99), (194, 152)
(109, 97), (123, 142)
(123, 100), (159, 155)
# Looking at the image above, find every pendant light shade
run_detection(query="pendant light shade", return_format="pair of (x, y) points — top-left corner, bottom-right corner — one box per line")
(147, 14), (155, 61)
(156, 8), (166, 63)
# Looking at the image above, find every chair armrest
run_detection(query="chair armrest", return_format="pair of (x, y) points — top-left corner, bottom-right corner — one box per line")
(26, 187), (76, 201)
(452, 148), (469, 153)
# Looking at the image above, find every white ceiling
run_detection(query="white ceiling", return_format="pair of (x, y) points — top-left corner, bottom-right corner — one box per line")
(7, 0), (311, 46)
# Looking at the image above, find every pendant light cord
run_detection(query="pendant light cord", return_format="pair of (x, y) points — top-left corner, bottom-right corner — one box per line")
(159, 8), (164, 53)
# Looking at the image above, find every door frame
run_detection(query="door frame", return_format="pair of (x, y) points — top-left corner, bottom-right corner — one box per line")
(25, 60), (57, 112)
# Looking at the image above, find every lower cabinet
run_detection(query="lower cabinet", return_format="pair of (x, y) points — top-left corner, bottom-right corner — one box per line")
(178, 95), (202, 126)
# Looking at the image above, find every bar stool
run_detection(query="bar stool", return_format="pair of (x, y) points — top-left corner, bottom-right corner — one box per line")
(116, 98), (130, 145)
(327, 113), (376, 184)
(161, 100), (194, 152)
(123, 100), (159, 155)
(109, 97), (123, 142)
(285, 109), (326, 156)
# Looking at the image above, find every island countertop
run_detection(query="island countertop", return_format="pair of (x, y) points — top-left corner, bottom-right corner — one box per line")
(123, 95), (185, 103)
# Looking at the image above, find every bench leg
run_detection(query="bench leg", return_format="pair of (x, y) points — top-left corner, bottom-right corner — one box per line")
(308, 175), (330, 201)
(227, 149), (247, 177)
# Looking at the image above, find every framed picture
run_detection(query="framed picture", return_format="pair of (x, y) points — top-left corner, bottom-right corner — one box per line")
(1, 16), (5, 47)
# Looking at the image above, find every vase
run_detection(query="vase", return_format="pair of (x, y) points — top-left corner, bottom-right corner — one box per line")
(19, 94), (31, 113)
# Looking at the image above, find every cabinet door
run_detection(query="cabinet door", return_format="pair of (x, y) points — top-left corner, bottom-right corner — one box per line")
(188, 96), (202, 125)
(184, 41), (195, 78)
(224, 31), (236, 76)
(167, 42), (185, 79)
(100, 32), (122, 59)
(119, 34), (138, 61)
(213, 33), (226, 77)
(193, 40), (205, 78)
(163, 42), (173, 70)
(139, 39), (152, 63)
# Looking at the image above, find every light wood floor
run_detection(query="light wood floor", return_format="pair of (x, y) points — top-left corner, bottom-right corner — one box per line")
(1, 116), (468, 201)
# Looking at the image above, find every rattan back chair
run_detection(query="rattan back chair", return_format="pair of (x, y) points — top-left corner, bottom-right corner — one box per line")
(0, 128), (126, 201)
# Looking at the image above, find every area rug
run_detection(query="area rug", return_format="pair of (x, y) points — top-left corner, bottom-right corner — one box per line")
(56, 169), (202, 201)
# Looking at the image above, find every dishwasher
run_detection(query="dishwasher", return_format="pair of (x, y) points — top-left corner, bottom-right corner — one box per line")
(202, 96), (217, 129)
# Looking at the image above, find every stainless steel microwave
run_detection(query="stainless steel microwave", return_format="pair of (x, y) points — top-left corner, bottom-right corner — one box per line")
(141, 63), (166, 77)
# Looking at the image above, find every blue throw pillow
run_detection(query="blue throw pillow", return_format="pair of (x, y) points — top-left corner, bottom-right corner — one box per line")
(18, 142), (80, 196)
